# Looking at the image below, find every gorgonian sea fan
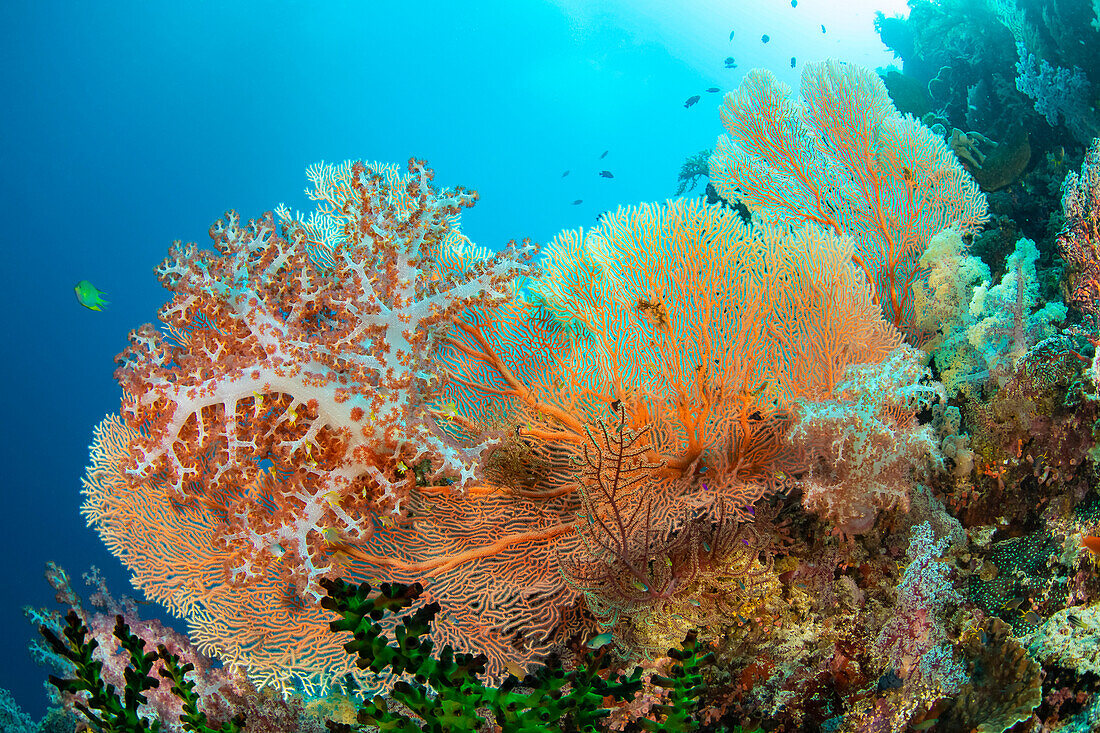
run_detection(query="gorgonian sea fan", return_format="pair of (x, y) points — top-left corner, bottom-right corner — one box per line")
(437, 197), (904, 644)
(709, 59), (987, 333)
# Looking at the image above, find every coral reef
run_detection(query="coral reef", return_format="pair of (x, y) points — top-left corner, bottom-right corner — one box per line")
(46, 33), (1100, 730)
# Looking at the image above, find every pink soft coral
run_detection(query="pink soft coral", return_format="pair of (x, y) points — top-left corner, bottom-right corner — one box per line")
(788, 345), (944, 535)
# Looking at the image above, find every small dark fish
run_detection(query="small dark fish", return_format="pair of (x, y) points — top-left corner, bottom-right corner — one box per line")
(599, 170), (614, 178)
(562, 170), (570, 177)
(684, 95), (701, 108)
(572, 199), (583, 205)
(1023, 611), (1042, 625)
(599, 150), (608, 159)
(761, 34), (770, 43)
(724, 56), (737, 69)
(705, 87), (720, 93)
(821, 24), (826, 33)
(729, 30), (734, 40)
(790, 57), (796, 68)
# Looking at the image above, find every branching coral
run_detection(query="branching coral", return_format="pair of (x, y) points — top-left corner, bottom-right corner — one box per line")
(83, 145), (960, 706)
(872, 522), (965, 691)
(1015, 42), (1099, 145)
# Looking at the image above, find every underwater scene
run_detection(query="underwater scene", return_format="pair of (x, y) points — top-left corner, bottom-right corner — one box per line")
(9, 0), (1100, 730)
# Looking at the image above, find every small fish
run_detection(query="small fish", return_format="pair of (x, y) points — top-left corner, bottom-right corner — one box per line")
(561, 169), (570, 177)
(599, 150), (609, 159)
(504, 660), (526, 678)
(1082, 535), (1100, 555)
(791, 57), (796, 68)
(684, 94), (701, 108)
(1023, 611), (1042, 625)
(74, 280), (108, 311)
(761, 34), (770, 43)
(1068, 613), (1085, 628)
(910, 720), (938, 731)
(572, 199), (583, 205)
(586, 632), (614, 649)
(790, 0), (797, 6)
(599, 170), (614, 178)
(705, 87), (720, 92)
(821, 24), (826, 33)
(724, 56), (737, 68)
(729, 30), (735, 40)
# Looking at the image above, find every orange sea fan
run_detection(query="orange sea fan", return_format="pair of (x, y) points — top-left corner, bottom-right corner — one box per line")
(442, 198), (903, 516)
(431, 197), (904, 647)
(83, 413), (586, 696)
(709, 60), (988, 334)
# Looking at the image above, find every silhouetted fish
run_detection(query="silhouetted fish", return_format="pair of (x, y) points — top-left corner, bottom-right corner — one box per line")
(724, 56), (737, 69)
(684, 95), (700, 108)
(729, 30), (734, 40)
(761, 34), (770, 43)
(599, 150), (609, 159)
(791, 0), (797, 6)
(562, 170), (570, 177)
(705, 87), (720, 93)
(599, 170), (614, 178)
(572, 199), (583, 205)
(791, 57), (796, 68)
(821, 24), (826, 33)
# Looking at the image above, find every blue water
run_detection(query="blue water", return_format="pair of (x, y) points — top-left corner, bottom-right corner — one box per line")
(0, 0), (900, 719)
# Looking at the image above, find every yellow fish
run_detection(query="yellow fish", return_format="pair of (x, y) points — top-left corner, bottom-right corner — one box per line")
(74, 280), (108, 311)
